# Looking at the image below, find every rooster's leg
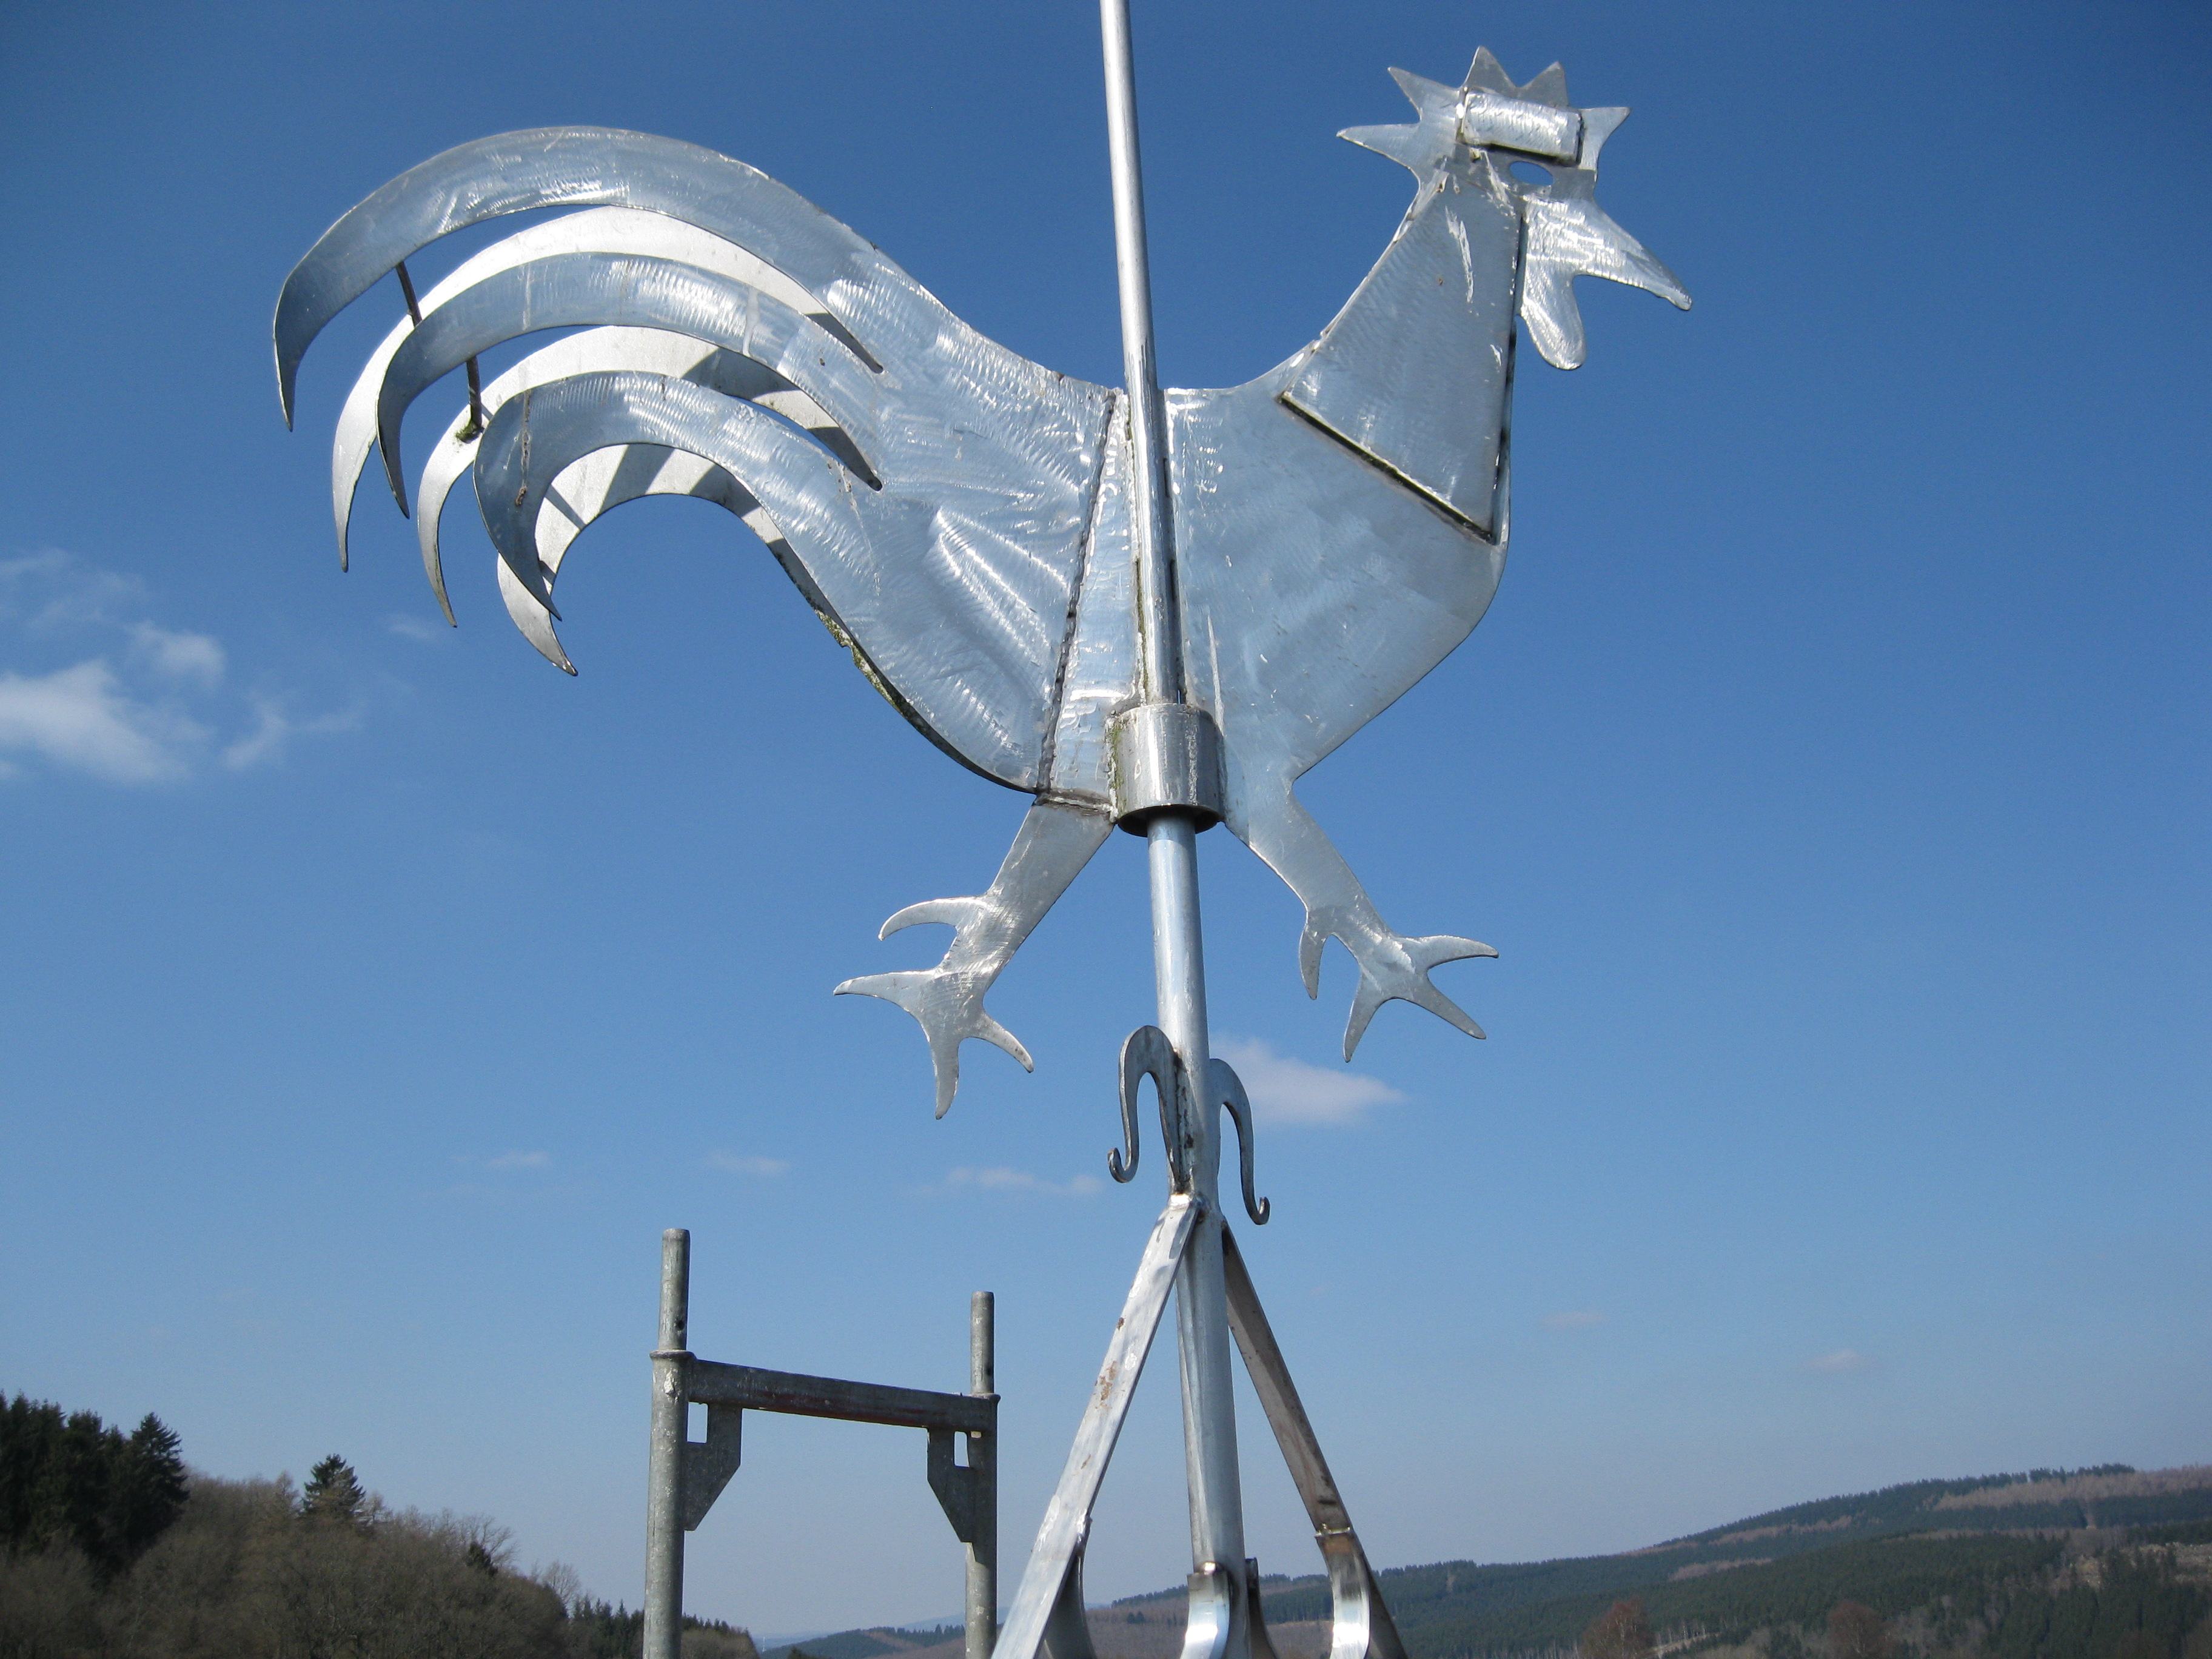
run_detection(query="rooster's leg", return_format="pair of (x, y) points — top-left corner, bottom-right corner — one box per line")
(1232, 783), (1496, 1060)
(837, 800), (1112, 1116)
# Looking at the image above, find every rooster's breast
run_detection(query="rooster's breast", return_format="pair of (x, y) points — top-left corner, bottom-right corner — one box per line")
(1165, 372), (1508, 793)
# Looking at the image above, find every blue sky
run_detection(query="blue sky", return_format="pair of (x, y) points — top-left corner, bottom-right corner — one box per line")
(1, 0), (2207, 1635)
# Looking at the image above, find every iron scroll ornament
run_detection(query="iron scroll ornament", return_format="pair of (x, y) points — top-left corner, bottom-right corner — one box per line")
(276, 49), (1688, 1119)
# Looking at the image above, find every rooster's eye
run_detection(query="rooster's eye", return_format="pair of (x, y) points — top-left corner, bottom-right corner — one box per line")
(1507, 159), (1554, 189)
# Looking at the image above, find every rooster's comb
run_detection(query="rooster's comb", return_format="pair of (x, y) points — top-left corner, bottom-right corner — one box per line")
(1341, 47), (1691, 370)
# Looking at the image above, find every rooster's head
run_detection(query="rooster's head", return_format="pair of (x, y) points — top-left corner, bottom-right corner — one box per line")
(1341, 47), (1691, 369)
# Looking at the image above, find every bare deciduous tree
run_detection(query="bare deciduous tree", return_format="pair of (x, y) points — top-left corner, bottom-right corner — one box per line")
(1583, 1598), (1655, 1659)
(1828, 1600), (1890, 1659)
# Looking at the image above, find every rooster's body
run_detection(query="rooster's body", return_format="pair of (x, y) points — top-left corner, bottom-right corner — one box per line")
(277, 49), (1687, 1114)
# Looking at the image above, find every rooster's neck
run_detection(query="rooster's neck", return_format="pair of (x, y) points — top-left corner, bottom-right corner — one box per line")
(1279, 156), (1522, 540)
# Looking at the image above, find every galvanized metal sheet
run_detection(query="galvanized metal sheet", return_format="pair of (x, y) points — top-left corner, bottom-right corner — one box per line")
(1281, 161), (1521, 535)
(327, 206), (828, 568)
(276, 127), (901, 423)
(374, 252), (887, 517)
(834, 800), (1110, 1117)
(279, 47), (1686, 1100)
(471, 368), (1089, 791)
(411, 326), (781, 634)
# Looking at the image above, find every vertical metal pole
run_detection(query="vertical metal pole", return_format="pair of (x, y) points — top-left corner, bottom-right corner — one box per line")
(1099, 0), (1248, 1641)
(967, 1291), (998, 1659)
(645, 1228), (691, 1659)
(1150, 817), (1245, 1607)
(1098, 0), (1182, 708)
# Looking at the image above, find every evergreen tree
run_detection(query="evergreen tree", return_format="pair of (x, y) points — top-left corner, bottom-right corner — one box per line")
(0, 1395), (66, 1553)
(0, 1394), (189, 1572)
(112, 1413), (189, 1560)
(301, 1453), (366, 1525)
(56, 1410), (122, 1569)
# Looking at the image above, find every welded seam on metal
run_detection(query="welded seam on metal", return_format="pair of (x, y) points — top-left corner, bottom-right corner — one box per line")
(1037, 391), (1119, 796)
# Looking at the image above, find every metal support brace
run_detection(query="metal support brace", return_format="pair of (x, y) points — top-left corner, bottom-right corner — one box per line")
(644, 1231), (997, 1659)
(996, 1195), (1202, 1659)
(1243, 1560), (1282, 1659)
(1042, 1539), (1100, 1659)
(994, 1204), (1404, 1659)
(1220, 1230), (1406, 1659)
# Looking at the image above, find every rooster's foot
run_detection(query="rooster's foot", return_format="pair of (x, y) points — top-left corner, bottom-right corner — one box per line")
(1298, 910), (1496, 1059)
(1233, 782), (1495, 1059)
(836, 800), (1110, 1116)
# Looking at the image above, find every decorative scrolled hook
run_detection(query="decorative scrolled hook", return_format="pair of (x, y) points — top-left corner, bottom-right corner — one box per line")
(1207, 1057), (1271, 1225)
(1113, 1025), (1188, 1191)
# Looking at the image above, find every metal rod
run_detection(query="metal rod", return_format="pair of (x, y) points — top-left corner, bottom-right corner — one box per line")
(1150, 818), (1245, 1607)
(645, 1228), (691, 1659)
(1098, 0), (1182, 705)
(968, 1292), (998, 1659)
(394, 258), (486, 434)
(1099, 1), (1247, 1632)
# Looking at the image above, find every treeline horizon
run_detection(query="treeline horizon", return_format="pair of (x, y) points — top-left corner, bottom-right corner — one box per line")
(0, 1390), (754, 1659)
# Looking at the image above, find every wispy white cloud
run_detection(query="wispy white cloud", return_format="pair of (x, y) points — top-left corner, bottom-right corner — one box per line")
(485, 1150), (551, 1171)
(1804, 1348), (1873, 1375)
(944, 1165), (1103, 1198)
(0, 661), (208, 783)
(1213, 1036), (1405, 1127)
(387, 613), (449, 644)
(221, 695), (361, 771)
(130, 623), (227, 686)
(1543, 1309), (1606, 1331)
(0, 549), (355, 783)
(707, 1151), (791, 1178)
(0, 549), (145, 629)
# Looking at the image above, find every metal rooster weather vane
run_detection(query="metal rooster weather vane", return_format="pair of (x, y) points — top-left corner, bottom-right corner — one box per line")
(276, 8), (1686, 1659)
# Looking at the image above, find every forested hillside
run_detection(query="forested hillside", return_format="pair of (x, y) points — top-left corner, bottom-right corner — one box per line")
(9, 1390), (2207, 1659)
(1236, 1466), (2212, 1658)
(0, 1392), (757, 1659)
(763, 1468), (2212, 1659)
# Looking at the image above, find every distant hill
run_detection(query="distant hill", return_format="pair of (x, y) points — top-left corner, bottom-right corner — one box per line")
(764, 1465), (2212, 1659)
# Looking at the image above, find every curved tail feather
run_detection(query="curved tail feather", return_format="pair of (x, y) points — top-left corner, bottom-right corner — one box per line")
(375, 252), (883, 534)
(275, 127), (902, 424)
(332, 206), (830, 572)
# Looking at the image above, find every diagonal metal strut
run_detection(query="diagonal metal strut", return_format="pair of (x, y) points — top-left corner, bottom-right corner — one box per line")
(996, 1194), (1202, 1659)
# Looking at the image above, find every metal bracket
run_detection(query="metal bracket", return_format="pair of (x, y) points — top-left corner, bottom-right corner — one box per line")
(681, 1401), (744, 1530)
(928, 1424), (983, 1545)
(1243, 1557), (1281, 1659)
(1183, 1561), (1239, 1659)
(1113, 1024), (1190, 1190)
(1207, 1057), (1270, 1225)
(1108, 703), (1224, 832)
